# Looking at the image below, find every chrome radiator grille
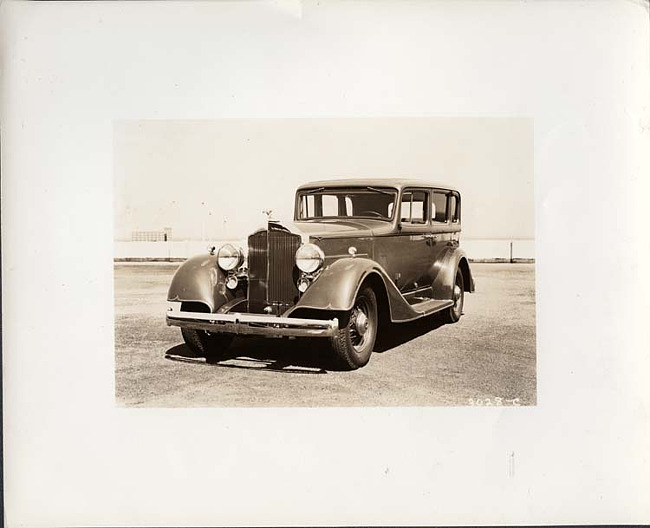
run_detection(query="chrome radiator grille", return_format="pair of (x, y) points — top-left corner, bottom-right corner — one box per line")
(247, 225), (301, 314)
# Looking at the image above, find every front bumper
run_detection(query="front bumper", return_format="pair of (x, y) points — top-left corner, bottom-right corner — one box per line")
(166, 306), (339, 338)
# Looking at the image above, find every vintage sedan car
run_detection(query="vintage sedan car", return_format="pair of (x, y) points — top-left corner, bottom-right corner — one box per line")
(166, 179), (475, 369)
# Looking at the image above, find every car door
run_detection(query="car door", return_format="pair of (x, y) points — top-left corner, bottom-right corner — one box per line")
(428, 188), (462, 297)
(375, 188), (432, 293)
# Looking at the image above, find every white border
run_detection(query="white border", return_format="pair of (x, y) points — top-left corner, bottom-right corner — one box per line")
(2, 1), (649, 525)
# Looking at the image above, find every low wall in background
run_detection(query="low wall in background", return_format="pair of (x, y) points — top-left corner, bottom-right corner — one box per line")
(114, 239), (534, 263)
(115, 240), (242, 261)
(462, 239), (535, 262)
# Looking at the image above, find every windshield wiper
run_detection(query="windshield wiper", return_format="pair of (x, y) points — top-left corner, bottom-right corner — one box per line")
(366, 186), (395, 195)
(304, 187), (325, 194)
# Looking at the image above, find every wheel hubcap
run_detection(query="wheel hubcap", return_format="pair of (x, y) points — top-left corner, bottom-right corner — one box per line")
(355, 311), (368, 335)
(453, 284), (462, 305)
(350, 299), (371, 350)
(452, 279), (463, 316)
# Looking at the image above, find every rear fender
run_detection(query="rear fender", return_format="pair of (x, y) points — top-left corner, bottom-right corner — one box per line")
(167, 254), (237, 312)
(432, 247), (475, 299)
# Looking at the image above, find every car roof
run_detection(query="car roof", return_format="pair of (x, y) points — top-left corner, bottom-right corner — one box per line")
(296, 178), (458, 192)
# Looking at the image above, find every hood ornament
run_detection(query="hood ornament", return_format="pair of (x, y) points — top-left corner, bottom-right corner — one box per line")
(262, 209), (281, 224)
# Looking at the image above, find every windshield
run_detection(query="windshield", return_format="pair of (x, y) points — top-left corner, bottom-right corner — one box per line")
(296, 187), (397, 221)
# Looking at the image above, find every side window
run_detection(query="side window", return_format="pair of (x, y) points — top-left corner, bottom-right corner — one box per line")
(449, 193), (460, 222)
(400, 190), (428, 224)
(432, 191), (448, 223)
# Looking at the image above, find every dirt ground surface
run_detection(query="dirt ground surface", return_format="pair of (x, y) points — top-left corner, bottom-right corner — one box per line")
(114, 263), (536, 407)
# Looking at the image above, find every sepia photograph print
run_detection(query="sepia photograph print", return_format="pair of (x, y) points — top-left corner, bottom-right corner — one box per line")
(5, 0), (648, 525)
(114, 117), (535, 407)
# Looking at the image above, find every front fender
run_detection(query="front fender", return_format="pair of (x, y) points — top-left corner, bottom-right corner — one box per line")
(167, 254), (234, 312)
(287, 257), (421, 322)
(291, 258), (378, 312)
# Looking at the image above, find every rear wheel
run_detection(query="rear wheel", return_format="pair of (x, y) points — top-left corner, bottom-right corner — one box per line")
(330, 286), (378, 370)
(443, 268), (464, 323)
(181, 328), (233, 363)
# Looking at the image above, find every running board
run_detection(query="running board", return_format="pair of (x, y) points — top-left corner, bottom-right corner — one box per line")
(409, 298), (454, 316)
(404, 286), (434, 305)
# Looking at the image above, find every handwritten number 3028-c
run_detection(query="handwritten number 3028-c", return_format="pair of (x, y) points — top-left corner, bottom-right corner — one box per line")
(469, 397), (520, 406)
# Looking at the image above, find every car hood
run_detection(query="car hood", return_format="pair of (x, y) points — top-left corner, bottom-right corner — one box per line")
(286, 219), (394, 239)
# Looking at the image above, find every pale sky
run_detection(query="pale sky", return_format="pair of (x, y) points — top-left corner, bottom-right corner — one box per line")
(114, 118), (533, 241)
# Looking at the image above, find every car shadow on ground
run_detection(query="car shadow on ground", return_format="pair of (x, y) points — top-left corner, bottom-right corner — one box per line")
(165, 338), (335, 374)
(374, 312), (447, 353)
(164, 313), (448, 373)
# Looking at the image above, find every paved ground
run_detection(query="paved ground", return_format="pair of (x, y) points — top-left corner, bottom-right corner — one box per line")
(114, 263), (536, 407)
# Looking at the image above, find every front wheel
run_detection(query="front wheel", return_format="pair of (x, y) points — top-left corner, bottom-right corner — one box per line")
(330, 286), (378, 370)
(181, 328), (233, 363)
(442, 268), (464, 323)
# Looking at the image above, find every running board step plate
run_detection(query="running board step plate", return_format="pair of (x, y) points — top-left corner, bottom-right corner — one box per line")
(409, 298), (454, 316)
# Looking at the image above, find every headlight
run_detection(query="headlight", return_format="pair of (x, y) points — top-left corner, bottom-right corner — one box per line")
(217, 244), (243, 271)
(295, 243), (324, 273)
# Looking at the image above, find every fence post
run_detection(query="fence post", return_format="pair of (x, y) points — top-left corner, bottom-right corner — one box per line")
(510, 241), (513, 263)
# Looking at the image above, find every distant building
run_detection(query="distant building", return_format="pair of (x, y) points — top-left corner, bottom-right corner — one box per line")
(131, 227), (172, 242)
